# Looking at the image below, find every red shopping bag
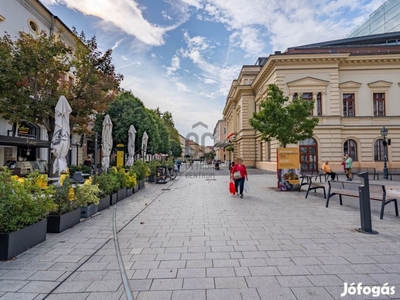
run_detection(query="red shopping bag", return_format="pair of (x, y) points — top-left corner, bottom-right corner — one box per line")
(229, 180), (236, 195)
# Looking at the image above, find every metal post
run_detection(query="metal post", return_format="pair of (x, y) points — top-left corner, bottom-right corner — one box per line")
(380, 126), (389, 180)
(356, 172), (378, 234)
(93, 132), (98, 184)
(383, 138), (388, 179)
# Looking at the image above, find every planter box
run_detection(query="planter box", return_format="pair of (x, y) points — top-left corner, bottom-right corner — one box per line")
(47, 208), (81, 233)
(80, 204), (99, 218)
(117, 188), (127, 201)
(98, 195), (110, 212)
(133, 184), (139, 194)
(147, 175), (156, 183)
(0, 219), (47, 260)
(126, 188), (133, 197)
(110, 193), (117, 205)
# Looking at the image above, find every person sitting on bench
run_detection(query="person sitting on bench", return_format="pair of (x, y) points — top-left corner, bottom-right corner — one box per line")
(322, 160), (336, 181)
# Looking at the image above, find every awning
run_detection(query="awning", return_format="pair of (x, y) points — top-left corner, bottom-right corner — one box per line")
(0, 135), (50, 148)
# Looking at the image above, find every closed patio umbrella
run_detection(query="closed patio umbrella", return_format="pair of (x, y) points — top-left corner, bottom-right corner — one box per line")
(141, 131), (148, 160)
(126, 125), (136, 167)
(51, 95), (72, 176)
(102, 114), (113, 170)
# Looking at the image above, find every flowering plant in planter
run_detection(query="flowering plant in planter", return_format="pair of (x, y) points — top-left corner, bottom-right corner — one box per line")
(0, 169), (56, 233)
(125, 169), (137, 188)
(74, 183), (101, 206)
(50, 177), (80, 215)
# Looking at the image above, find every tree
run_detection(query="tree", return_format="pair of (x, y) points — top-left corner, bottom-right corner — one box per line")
(170, 139), (182, 157)
(0, 30), (123, 141)
(250, 84), (319, 147)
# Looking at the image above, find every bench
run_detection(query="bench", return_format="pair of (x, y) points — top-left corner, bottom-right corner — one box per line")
(299, 172), (326, 198)
(326, 180), (399, 219)
(375, 168), (400, 180)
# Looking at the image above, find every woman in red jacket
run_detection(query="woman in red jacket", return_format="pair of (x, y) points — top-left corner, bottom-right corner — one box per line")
(230, 157), (248, 198)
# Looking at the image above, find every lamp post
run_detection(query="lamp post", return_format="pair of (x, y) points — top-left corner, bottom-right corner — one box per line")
(380, 126), (388, 180)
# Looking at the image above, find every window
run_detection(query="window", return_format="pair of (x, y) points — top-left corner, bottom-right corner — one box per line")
(343, 93), (355, 116)
(343, 139), (357, 161)
(28, 19), (40, 34)
(374, 139), (386, 161)
(294, 92), (314, 115)
(373, 93), (385, 116)
(316, 92), (322, 116)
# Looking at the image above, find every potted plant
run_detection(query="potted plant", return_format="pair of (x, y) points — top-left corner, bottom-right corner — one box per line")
(133, 160), (148, 189)
(47, 176), (82, 233)
(96, 172), (114, 209)
(0, 170), (57, 260)
(125, 168), (137, 196)
(110, 167), (126, 201)
(74, 183), (101, 218)
(147, 160), (161, 183)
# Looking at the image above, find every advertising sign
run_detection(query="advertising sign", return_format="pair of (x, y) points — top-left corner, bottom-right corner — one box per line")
(277, 147), (300, 191)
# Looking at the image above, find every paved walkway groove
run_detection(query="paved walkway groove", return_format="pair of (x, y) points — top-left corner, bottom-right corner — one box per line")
(0, 163), (400, 300)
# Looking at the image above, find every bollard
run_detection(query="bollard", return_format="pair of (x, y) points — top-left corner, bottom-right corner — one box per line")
(356, 172), (378, 234)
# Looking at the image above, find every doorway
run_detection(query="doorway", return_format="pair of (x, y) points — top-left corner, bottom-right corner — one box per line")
(300, 138), (318, 173)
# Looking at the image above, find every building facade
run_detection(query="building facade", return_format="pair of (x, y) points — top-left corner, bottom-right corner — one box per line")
(0, 0), (80, 168)
(212, 119), (227, 162)
(223, 37), (400, 173)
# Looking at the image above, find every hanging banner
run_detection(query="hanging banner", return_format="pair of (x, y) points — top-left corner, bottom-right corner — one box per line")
(277, 147), (300, 191)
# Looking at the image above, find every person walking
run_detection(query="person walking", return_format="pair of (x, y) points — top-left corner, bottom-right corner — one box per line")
(345, 154), (353, 181)
(321, 160), (336, 180)
(230, 157), (248, 198)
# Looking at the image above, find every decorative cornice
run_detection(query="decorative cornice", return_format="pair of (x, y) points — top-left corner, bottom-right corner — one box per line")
(367, 80), (393, 88)
(339, 81), (362, 89)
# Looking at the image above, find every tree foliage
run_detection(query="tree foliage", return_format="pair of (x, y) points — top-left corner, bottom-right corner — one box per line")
(249, 84), (319, 147)
(0, 30), (123, 141)
(94, 92), (179, 155)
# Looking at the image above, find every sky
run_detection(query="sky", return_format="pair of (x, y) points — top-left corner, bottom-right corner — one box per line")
(41, 0), (386, 144)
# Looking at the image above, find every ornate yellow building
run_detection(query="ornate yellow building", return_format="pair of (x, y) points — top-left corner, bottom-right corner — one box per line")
(223, 34), (400, 173)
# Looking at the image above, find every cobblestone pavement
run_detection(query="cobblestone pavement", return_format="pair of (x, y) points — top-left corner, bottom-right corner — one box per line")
(1, 162), (400, 300)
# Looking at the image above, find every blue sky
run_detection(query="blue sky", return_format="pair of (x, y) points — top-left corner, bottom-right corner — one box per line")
(41, 0), (386, 142)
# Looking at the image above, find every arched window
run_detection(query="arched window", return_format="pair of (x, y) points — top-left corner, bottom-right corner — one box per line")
(343, 139), (357, 161)
(374, 139), (385, 161)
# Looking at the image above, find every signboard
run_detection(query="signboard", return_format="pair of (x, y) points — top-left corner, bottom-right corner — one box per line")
(116, 143), (124, 167)
(156, 166), (167, 184)
(277, 147), (300, 191)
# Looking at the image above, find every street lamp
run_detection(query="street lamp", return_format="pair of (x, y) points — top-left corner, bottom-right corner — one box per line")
(380, 126), (388, 180)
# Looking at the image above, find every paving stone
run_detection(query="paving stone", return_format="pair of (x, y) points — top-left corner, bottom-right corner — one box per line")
(150, 278), (183, 290)
(207, 267), (236, 277)
(256, 287), (297, 300)
(215, 277), (247, 289)
(147, 268), (177, 279)
(171, 289), (206, 300)
(177, 268), (205, 278)
(182, 278), (214, 289)
(291, 287), (335, 300)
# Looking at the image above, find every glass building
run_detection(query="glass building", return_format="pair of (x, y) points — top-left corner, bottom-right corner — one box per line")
(347, 0), (400, 40)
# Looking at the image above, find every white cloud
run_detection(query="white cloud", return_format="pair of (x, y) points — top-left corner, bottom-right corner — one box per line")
(165, 55), (181, 76)
(48, 0), (185, 46)
(111, 39), (124, 50)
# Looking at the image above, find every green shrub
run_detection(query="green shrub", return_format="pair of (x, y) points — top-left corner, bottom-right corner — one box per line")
(51, 177), (80, 215)
(74, 184), (101, 206)
(96, 173), (114, 196)
(147, 160), (161, 175)
(0, 169), (57, 233)
(133, 160), (148, 181)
